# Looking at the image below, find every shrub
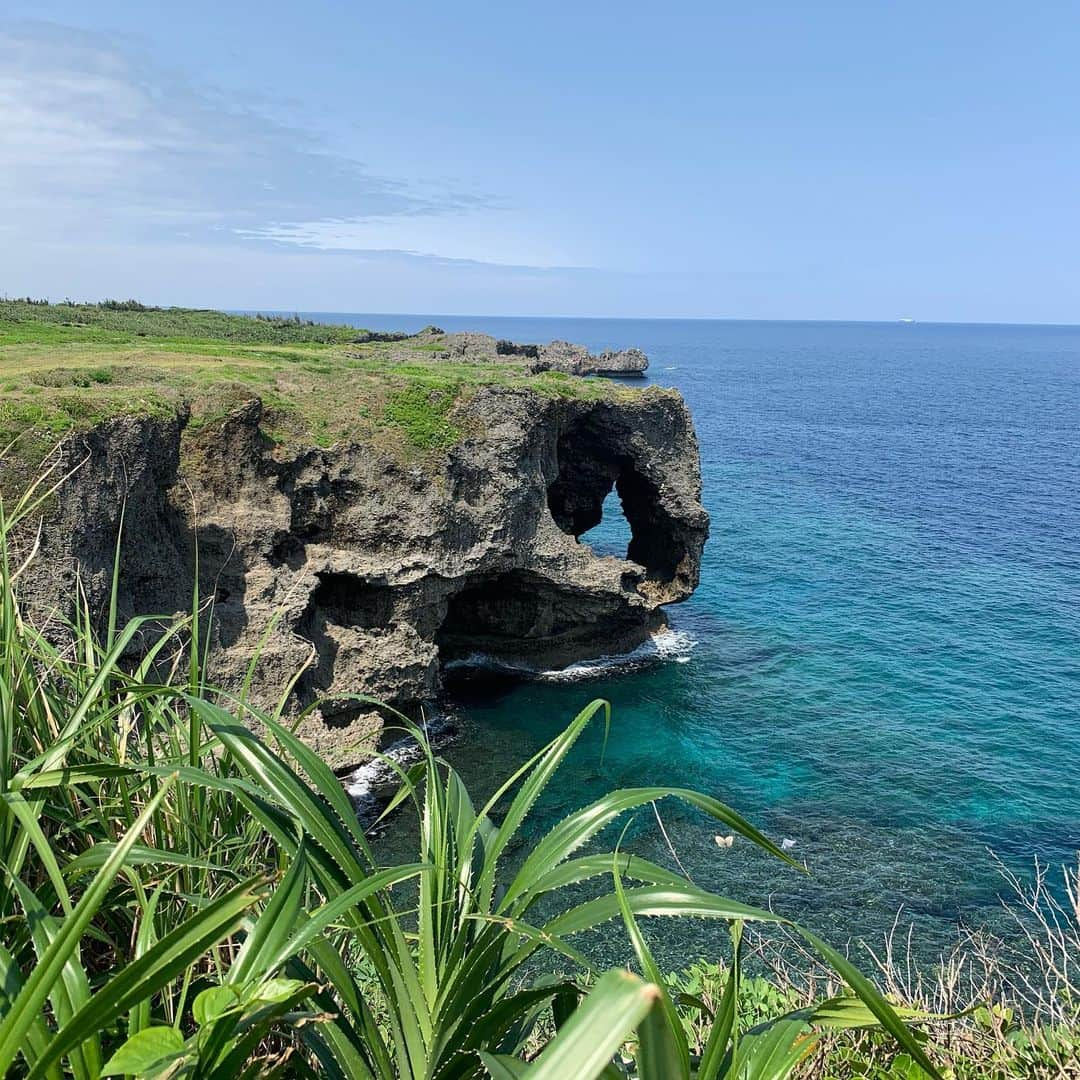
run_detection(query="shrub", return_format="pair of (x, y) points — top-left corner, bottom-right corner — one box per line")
(383, 382), (463, 449)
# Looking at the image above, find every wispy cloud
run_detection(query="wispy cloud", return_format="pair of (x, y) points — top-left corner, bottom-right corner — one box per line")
(238, 214), (587, 269)
(0, 22), (500, 253)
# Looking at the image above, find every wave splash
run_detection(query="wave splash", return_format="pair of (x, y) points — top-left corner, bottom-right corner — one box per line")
(445, 628), (698, 683)
(345, 713), (455, 817)
(346, 630), (695, 814)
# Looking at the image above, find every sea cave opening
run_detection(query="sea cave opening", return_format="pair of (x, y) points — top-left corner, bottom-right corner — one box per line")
(435, 567), (651, 696)
(437, 570), (580, 663)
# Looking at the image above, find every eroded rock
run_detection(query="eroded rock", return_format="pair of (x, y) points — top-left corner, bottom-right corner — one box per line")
(14, 385), (706, 768)
(401, 329), (650, 377)
(534, 341), (649, 378)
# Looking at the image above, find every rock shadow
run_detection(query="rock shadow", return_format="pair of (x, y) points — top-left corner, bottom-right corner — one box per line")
(297, 571), (399, 722)
(436, 568), (654, 671)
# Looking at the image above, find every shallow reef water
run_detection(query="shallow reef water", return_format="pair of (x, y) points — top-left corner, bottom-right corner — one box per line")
(321, 312), (1080, 967)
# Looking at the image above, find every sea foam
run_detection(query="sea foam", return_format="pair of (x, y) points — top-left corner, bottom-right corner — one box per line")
(345, 712), (455, 816)
(444, 627), (697, 683)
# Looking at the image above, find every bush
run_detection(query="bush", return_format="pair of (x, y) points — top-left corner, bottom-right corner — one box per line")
(383, 382), (463, 449)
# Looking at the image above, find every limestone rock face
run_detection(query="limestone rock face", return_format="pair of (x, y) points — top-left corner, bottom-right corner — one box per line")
(587, 347), (649, 377)
(535, 341), (649, 378)
(405, 330), (650, 377)
(15, 385), (706, 768)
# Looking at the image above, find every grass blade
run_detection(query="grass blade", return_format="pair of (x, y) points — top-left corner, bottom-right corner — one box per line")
(0, 775), (176, 1078)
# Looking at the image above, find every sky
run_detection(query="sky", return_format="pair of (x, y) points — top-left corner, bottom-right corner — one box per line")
(1, 2), (1078, 321)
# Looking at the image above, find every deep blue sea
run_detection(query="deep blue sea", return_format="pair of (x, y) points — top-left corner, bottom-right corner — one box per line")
(305, 314), (1080, 963)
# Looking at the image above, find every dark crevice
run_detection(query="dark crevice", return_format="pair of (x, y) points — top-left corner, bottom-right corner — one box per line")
(297, 572), (399, 714)
(267, 532), (306, 569)
(439, 570), (581, 651)
(440, 664), (524, 705)
(307, 572), (394, 630)
(436, 568), (655, 671)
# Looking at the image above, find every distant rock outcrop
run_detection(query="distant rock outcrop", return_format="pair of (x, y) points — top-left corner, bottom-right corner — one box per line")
(533, 341), (649, 377)
(587, 346), (649, 377)
(403, 329), (650, 377)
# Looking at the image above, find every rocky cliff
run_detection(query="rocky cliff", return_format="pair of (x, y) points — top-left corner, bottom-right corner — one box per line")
(532, 341), (649, 377)
(15, 384), (707, 768)
(378, 329), (650, 377)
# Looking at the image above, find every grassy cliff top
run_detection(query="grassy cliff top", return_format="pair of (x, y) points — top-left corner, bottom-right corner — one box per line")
(0, 299), (649, 465)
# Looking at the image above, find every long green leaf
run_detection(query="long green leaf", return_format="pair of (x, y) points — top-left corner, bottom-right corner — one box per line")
(0, 775), (175, 1078)
(796, 927), (943, 1080)
(727, 1017), (817, 1080)
(506, 786), (798, 911)
(541, 885), (788, 941)
(230, 838), (308, 985)
(517, 851), (693, 900)
(266, 863), (430, 973)
(635, 997), (686, 1080)
(476, 699), (610, 910)
(520, 969), (660, 1080)
(29, 875), (270, 1080)
(698, 923), (742, 1080)
(0, 943), (62, 1080)
(479, 1052), (528, 1078)
(613, 855), (689, 1078)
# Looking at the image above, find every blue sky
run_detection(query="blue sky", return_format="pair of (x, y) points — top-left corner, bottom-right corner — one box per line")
(2, 2), (1078, 321)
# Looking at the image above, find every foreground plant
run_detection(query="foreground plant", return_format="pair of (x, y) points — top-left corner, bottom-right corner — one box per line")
(0, 460), (942, 1078)
(476, 849), (943, 1080)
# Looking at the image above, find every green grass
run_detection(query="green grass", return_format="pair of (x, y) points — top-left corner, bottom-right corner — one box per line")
(0, 297), (366, 344)
(383, 383), (463, 449)
(0, 300), (641, 471)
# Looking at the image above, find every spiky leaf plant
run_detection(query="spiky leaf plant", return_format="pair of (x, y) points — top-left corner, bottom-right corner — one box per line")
(0, 457), (940, 1078)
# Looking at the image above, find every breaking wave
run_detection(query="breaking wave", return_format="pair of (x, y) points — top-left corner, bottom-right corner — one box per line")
(347, 630), (695, 814)
(444, 628), (698, 683)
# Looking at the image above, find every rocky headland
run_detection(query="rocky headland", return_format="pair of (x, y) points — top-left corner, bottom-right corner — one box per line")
(1, 301), (704, 770)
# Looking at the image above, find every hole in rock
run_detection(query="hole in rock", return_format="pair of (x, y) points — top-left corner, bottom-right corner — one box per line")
(578, 488), (633, 559)
(307, 572), (394, 629)
(546, 420), (688, 583)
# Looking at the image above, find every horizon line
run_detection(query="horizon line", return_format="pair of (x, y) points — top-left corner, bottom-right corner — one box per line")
(239, 308), (1080, 331)
(7, 296), (1077, 330)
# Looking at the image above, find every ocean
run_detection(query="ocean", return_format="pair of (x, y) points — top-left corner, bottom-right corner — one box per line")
(304, 313), (1080, 964)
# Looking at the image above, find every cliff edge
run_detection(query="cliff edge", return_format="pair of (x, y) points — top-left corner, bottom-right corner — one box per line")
(1, 303), (705, 769)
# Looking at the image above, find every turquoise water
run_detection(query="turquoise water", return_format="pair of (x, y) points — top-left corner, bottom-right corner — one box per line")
(313, 314), (1080, 961)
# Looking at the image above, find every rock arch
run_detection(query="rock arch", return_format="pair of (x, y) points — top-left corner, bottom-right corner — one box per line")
(546, 416), (693, 587)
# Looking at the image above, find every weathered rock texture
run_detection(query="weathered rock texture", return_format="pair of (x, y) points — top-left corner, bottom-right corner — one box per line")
(394, 330), (649, 377)
(15, 385), (706, 768)
(534, 341), (649, 378)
